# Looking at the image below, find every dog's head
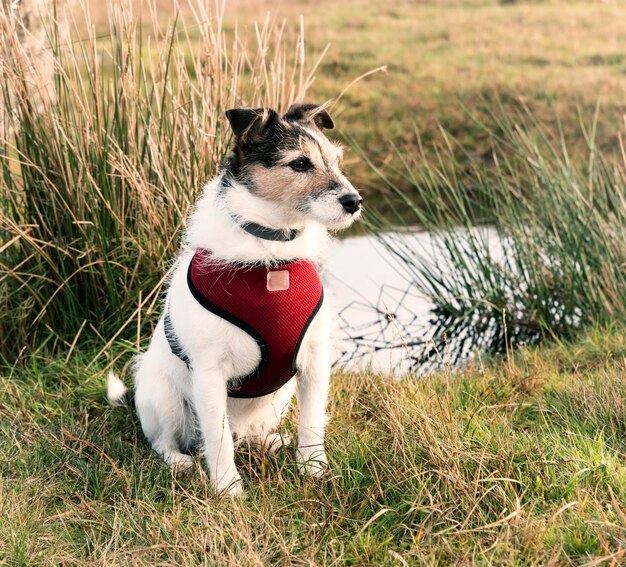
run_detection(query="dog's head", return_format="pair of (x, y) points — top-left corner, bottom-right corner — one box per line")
(223, 104), (362, 230)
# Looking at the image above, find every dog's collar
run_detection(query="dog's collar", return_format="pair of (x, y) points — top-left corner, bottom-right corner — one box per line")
(221, 175), (302, 242)
(239, 221), (302, 242)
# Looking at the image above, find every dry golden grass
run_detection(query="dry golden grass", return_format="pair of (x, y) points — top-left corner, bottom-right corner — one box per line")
(2, 331), (626, 564)
(0, 0), (329, 357)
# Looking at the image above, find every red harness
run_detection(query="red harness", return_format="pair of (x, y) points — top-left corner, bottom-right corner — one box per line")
(168, 249), (324, 398)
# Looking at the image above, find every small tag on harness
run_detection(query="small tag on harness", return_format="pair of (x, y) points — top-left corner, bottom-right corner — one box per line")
(267, 270), (290, 291)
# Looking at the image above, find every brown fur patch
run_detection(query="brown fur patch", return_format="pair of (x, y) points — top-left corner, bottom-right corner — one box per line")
(245, 133), (344, 203)
(246, 162), (328, 201)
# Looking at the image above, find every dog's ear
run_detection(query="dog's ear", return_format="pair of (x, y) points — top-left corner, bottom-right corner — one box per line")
(225, 108), (263, 137)
(284, 103), (334, 130)
(225, 108), (280, 139)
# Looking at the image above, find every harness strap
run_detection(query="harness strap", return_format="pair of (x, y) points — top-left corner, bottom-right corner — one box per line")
(164, 249), (323, 398)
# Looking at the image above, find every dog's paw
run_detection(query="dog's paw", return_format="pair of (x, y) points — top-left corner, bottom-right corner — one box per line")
(296, 446), (328, 478)
(236, 432), (292, 454)
(213, 472), (245, 498)
(166, 453), (195, 476)
(264, 432), (292, 454)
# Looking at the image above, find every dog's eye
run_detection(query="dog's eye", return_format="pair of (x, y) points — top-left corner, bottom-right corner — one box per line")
(288, 157), (314, 172)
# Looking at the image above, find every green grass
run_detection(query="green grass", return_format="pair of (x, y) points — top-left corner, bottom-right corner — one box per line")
(2, 331), (626, 564)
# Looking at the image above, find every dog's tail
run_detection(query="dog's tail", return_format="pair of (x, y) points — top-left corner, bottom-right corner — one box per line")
(107, 371), (134, 408)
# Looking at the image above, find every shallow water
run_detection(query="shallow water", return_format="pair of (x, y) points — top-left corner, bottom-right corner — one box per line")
(323, 227), (503, 376)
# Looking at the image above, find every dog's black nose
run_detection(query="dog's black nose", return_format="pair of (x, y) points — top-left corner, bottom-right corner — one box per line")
(339, 194), (363, 214)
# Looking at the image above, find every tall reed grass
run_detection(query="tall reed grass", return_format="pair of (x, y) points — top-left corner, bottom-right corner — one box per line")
(0, 0), (324, 361)
(361, 103), (626, 365)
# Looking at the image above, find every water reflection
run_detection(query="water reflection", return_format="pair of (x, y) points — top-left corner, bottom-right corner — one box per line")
(323, 227), (504, 376)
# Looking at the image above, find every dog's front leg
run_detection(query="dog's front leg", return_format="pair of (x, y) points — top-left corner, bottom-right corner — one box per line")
(192, 363), (242, 497)
(296, 338), (331, 478)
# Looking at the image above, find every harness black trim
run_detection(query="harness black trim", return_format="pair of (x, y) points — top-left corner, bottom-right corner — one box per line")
(291, 289), (324, 373)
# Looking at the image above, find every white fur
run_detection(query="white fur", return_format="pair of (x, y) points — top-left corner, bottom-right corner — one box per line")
(106, 371), (128, 407)
(117, 171), (361, 497)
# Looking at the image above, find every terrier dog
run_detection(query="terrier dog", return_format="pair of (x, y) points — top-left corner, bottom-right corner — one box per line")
(107, 104), (362, 497)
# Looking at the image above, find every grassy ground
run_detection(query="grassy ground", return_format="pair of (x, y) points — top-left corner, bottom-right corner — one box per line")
(2, 331), (626, 564)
